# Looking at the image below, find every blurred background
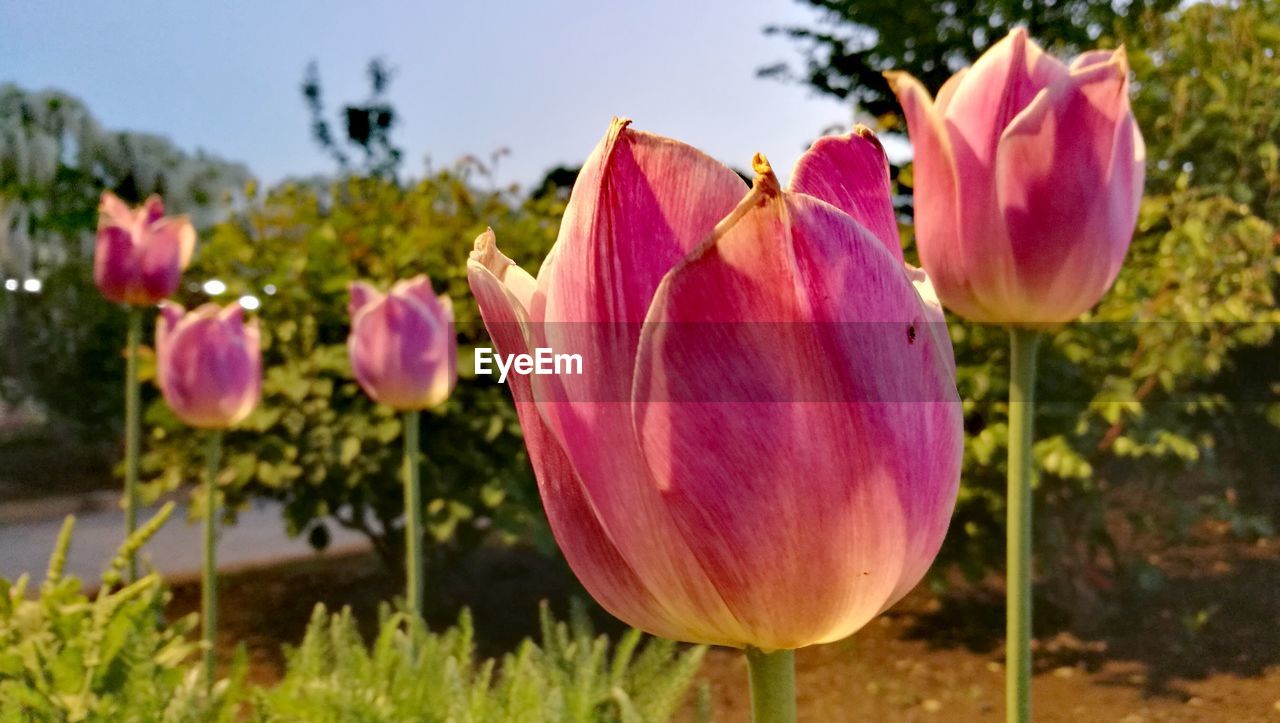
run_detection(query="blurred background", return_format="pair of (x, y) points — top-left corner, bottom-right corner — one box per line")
(1, 0), (1277, 719)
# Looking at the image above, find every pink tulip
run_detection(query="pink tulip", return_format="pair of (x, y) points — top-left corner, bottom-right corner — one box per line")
(94, 192), (196, 306)
(468, 118), (962, 649)
(887, 28), (1145, 325)
(156, 302), (261, 429)
(348, 276), (456, 411)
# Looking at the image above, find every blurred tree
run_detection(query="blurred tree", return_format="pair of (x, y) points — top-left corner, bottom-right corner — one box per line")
(301, 59), (403, 180)
(761, 0), (1178, 119)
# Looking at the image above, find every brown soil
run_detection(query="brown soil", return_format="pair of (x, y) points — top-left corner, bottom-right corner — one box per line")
(169, 529), (1280, 721)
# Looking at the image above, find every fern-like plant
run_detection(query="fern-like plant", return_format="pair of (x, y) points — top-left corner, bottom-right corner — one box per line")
(253, 599), (711, 723)
(0, 504), (244, 722)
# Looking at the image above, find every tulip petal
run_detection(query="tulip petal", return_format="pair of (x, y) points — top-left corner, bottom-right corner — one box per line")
(349, 291), (454, 410)
(633, 170), (961, 648)
(468, 238), (689, 640)
(935, 29), (1069, 317)
(98, 191), (135, 231)
(521, 121), (756, 644)
(789, 126), (903, 261)
(887, 72), (993, 321)
(159, 303), (259, 428)
(537, 117), (747, 327)
(138, 217), (194, 301)
(141, 195), (166, 225)
(943, 28), (1068, 172)
(348, 281), (382, 320)
(995, 50), (1140, 321)
(93, 225), (142, 304)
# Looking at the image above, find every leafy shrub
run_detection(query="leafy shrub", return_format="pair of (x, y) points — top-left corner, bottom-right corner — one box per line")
(139, 167), (565, 575)
(0, 505), (243, 722)
(253, 600), (710, 723)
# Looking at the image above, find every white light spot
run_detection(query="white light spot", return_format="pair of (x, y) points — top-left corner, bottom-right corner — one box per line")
(238, 294), (261, 311)
(263, 284), (277, 296)
(203, 279), (227, 296)
(22, 278), (42, 293)
(3, 279), (17, 291)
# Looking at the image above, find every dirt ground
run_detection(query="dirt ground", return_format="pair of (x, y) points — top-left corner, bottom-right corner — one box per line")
(168, 527), (1280, 722)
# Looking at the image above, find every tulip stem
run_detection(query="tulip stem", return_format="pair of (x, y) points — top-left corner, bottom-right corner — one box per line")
(1006, 327), (1041, 723)
(403, 409), (424, 619)
(123, 306), (142, 582)
(202, 430), (223, 692)
(746, 647), (796, 723)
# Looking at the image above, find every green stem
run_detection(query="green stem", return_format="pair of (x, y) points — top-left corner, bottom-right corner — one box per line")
(403, 409), (424, 619)
(123, 307), (142, 582)
(746, 647), (796, 723)
(1006, 327), (1041, 723)
(202, 430), (223, 692)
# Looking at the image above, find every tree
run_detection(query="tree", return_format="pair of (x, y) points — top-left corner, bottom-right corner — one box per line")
(761, 0), (1178, 118)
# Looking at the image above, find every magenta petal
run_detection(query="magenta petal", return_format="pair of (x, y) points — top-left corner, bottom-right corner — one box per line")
(632, 176), (961, 648)
(138, 217), (194, 301)
(995, 51), (1141, 322)
(888, 72), (994, 322)
(93, 226), (142, 304)
(348, 281), (382, 320)
(98, 191), (135, 230)
(158, 303), (260, 428)
(789, 126), (903, 261)
(349, 293), (454, 411)
(943, 27), (1068, 172)
(141, 195), (166, 225)
(534, 118), (747, 412)
(467, 243), (690, 640)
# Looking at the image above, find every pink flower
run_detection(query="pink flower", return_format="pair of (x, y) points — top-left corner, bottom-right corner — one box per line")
(468, 119), (962, 649)
(94, 192), (196, 306)
(347, 277), (456, 411)
(888, 28), (1145, 326)
(156, 302), (261, 429)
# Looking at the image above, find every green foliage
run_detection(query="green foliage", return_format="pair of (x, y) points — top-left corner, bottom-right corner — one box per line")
(252, 600), (709, 723)
(0, 506), (244, 722)
(907, 1), (1280, 610)
(762, 0), (1177, 118)
(140, 165), (564, 573)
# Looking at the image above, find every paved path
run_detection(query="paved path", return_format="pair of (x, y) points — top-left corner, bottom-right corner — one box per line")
(0, 491), (370, 589)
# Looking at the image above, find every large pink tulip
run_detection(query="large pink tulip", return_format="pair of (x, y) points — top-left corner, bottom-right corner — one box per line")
(94, 192), (195, 306)
(156, 302), (261, 429)
(348, 276), (456, 411)
(468, 118), (962, 649)
(888, 28), (1145, 325)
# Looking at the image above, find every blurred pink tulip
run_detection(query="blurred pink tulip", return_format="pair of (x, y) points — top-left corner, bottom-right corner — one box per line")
(94, 192), (196, 306)
(468, 119), (962, 649)
(156, 302), (261, 429)
(348, 276), (456, 411)
(888, 28), (1145, 325)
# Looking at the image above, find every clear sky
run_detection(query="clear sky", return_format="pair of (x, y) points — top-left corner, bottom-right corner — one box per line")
(0, 0), (859, 189)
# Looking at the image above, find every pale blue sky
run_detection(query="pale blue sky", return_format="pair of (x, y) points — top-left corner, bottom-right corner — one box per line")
(0, 0), (860, 188)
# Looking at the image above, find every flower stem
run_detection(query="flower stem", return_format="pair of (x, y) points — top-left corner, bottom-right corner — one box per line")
(123, 306), (142, 582)
(1006, 327), (1041, 723)
(202, 430), (223, 692)
(746, 647), (796, 723)
(403, 409), (424, 618)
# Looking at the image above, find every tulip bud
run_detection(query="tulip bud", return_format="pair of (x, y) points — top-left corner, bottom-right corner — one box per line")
(347, 276), (456, 411)
(94, 192), (196, 306)
(156, 301), (261, 429)
(887, 28), (1145, 326)
(468, 119), (961, 650)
